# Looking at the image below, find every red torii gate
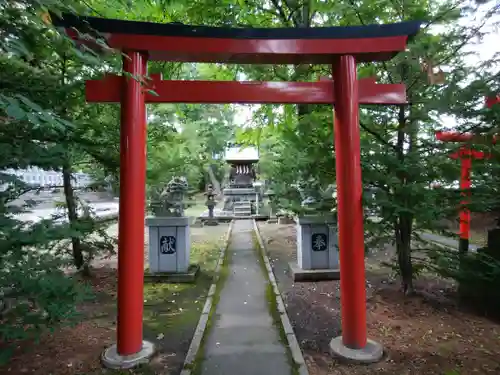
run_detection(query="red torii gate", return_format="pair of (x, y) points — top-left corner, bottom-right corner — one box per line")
(435, 131), (493, 253)
(435, 98), (499, 253)
(52, 13), (420, 367)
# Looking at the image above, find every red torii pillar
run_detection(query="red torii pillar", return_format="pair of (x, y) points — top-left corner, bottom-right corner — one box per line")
(486, 94), (500, 108)
(52, 12), (421, 367)
(117, 52), (149, 359)
(435, 131), (494, 254)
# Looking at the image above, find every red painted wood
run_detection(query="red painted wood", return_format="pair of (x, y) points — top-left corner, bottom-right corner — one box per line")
(66, 28), (408, 63)
(486, 95), (500, 108)
(459, 152), (472, 240)
(436, 129), (495, 244)
(333, 56), (367, 349)
(448, 147), (491, 240)
(435, 131), (498, 144)
(117, 52), (148, 356)
(86, 75), (406, 105)
(449, 148), (490, 160)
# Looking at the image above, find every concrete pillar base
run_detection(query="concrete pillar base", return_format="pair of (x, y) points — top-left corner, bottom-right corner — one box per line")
(329, 336), (383, 364)
(101, 341), (155, 369)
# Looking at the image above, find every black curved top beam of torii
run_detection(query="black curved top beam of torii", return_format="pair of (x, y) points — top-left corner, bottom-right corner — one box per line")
(51, 13), (421, 64)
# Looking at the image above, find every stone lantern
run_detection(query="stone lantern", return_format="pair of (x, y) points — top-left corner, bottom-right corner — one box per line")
(205, 184), (218, 226)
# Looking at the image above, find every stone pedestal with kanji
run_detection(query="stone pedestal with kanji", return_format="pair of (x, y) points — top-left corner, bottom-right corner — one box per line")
(289, 215), (340, 281)
(145, 217), (199, 282)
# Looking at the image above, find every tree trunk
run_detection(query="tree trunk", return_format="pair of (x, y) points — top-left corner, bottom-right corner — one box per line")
(396, 214), (415, 295)
(62, 162), (86, 274)
(395, 99), (415, 295)
(207, 164), (222, 196)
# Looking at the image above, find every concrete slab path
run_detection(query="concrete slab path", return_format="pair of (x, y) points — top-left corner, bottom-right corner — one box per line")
(198, 219), (292, 375)
(368, 216), (479, 252)
(419, 232), (479, 252)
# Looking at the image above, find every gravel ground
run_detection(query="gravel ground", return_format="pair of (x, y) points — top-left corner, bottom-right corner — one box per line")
(257, 222), (500, 375)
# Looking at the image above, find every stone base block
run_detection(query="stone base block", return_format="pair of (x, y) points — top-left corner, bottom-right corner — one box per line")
(289, 262), (340, 282)
(145, 264), (200, 283)
(204, 219), (219, 226)
(329, 336), (383, 364)
(267, 218), (278, 224)
(101, 341), (155, 369)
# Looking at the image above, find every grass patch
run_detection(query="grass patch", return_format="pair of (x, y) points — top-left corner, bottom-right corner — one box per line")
(185, 196), (209, 220)
(188, 233), (233, 375)
(142, 239), (222, 336)
(100, 235), (228, 375)
(252, 229), (300, 375)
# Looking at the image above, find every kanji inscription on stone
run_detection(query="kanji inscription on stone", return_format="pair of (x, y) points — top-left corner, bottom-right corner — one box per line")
(311, 233), (328, 252)
(160, 235), (176, 254)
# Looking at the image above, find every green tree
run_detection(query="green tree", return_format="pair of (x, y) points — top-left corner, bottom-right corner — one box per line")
(0, 0), (99, 362)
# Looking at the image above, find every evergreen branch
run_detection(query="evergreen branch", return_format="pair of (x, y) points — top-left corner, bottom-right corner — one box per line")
(360, 121), (397, 151)
(272, 66), (289, 81)
(81, 0), (106, 17)
(420, 1), (464, 31)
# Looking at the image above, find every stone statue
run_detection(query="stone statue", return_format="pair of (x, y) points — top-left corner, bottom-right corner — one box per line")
(149, 176), (188, 217)
(297, 179), (336, 215)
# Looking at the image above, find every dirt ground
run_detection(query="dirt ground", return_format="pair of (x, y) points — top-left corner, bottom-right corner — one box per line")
(258, 222), (500, 375)
(1, 223), (230, 375)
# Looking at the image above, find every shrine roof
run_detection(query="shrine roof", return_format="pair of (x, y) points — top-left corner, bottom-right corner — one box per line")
(226, 159), (259, 164)
(225, 146), (259, 163)
(51, 13), (421, 64)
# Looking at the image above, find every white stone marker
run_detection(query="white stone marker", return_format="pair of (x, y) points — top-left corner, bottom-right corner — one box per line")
(146, 216), (190, 273)
(296, 215), (339, 270)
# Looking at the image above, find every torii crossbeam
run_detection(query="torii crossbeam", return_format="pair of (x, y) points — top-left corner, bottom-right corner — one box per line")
(52, 12), (421, 368)
(86, 75), (407, 105)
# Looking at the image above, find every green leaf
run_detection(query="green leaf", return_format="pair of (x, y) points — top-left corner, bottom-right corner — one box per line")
(5, 104), (26, 120)
(15, 94), (44, 113)
(6, 38), (32, 59)
(26, 112), (40, 125)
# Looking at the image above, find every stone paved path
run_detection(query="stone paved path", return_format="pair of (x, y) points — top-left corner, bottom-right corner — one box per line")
(198, 219), (291, 375)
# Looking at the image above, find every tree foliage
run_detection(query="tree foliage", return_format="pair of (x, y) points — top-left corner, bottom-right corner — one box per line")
(128, 0), (500, 294)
